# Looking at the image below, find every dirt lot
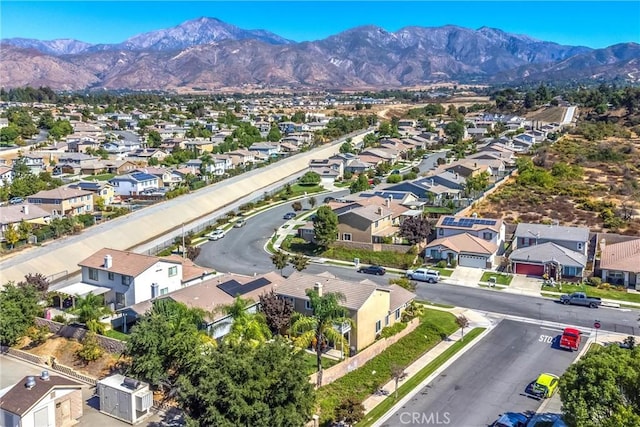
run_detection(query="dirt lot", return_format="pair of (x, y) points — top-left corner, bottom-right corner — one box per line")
(473, 135), (640, 235)
(18, 335), (119, 379)
(526, 106), (567, 123)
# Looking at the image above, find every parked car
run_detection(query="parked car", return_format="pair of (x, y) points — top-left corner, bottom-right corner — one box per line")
(206, 228), (225, 241)
(406, 268), (440, 283)
(528, 373), (559, 399)
(559, 327), (581, 351)
(234, 218), (247, 228)
(9, 197), (24, 205)
(323, 196), (336, 203)
(559, 292), (601, 308)
(357, 265), (386, 276)
(491, 412), (529, 427)
(283, 212), (297, 220)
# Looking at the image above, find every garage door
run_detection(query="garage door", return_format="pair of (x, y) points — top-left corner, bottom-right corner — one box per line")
(459, 254), (487, 268)
(515, 263), (544, 276)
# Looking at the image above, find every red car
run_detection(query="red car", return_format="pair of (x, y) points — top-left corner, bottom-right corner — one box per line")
(559, 327), (581, 351)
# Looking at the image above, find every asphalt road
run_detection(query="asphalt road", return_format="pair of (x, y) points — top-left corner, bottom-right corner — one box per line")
(380, 319), (583, 427)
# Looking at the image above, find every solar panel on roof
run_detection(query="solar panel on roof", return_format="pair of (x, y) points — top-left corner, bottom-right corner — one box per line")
(218, 279), (244, 297)
(239, 277), (272, 295)
(218, 277), (272, 297)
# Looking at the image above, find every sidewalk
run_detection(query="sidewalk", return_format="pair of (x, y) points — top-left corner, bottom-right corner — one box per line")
(362, 308), (494, 414)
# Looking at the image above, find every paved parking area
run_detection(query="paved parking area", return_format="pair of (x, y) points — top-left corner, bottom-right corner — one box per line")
(0, 355), (182, 426)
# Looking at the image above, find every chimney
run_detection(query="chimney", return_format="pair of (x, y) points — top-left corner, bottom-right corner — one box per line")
(599, 238), (606, 254)
(378, 207), (383, 215)
(22, 205), (29, 215)
(25, 376), (36, 389)
(104, 254), (112, 269)
(40, 370), (50, 381)
(314, 282), (323, 297)
(385, 198), (390, 208)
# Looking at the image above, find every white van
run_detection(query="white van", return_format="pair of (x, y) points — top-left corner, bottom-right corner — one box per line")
(406, 268), (440, 283)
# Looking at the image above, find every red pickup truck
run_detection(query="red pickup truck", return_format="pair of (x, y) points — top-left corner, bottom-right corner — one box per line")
(559, 327), (581, 351)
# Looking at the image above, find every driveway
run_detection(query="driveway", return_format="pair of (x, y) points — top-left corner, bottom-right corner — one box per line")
(510, 274), (544, 295)
(447, 266), (484, 285)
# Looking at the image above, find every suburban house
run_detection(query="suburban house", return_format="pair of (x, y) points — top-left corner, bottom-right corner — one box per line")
(80, 160), (137, 176)
(16, 154), (48, 174)
(0, 204), (51, 241)
(358, 148), (398, 166)
(309, 158), (345, 185)
(249, 142), (280, 157)
(68, 181), (117, 206)
(103, 139), (143, 154)
(125, 148), (169, 163)
(509, 223), (590, 278)
(184, 140), (215, 154)
(210, 156), (233, 175)
(385, 176), (463, 206)
(0, 373), (83, 427)
(76, 248), (185, 309)
(275, 271), (416, 352)
(123, 272), (280, 339)
(598, 236), (640, 289)
(108, 172), (159, 196)
(26, 187), (93, 217)
(0, 165), (13, 186)
(227, 149), (256, 167)
(423, 216), (506, 268)
(444, 161), (493, 180)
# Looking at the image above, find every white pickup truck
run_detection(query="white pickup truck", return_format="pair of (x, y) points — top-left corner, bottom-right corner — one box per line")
(406, 268), (440, 283)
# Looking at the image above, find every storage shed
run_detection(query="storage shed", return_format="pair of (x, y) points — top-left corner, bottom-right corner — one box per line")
(97, 374), (153, 424)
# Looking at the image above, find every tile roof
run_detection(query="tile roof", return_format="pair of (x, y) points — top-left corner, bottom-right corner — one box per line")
(425, 232), (498, 255)
(509, 242), (587, 267)
(161, 255), (215, 283)
(600, 239), (640, 273)
(0, 375), (82, 417)
(0, 204), (51, 225)
(28, 187), (92, 200)
(388, 284), (416, 311)
(78, 248), (177, 277)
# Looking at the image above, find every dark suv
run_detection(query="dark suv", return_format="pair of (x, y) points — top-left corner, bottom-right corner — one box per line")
(357, 265), (386, 276)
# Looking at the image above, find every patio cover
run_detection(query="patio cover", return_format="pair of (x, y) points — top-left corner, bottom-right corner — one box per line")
(55, 282), (110, 298)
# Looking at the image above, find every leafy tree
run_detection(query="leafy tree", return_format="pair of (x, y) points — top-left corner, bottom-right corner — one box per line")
(299, 171), (321, 185)
(399, 215), (431, 245)
(391, 364), (407, 400)
(125, 299), (213, 391)
(48, 120), (73, 140)
(26, 324), (49, 346)
(186, 245), (201, 261)
(334, 396), (365, 426)
(465, 171), (491, 198)
(387, 174), (402, 184)
(340, 142), (355, 153)
(313, 206), (339, 249)
(70, 292), (111, 324)
(147, 130), (162, 147)
(560, 344), (640, 426)
(271, 250), (289, 275)
(76, 331), (103, 363)
(291, 289), (351, 387)
(177, 337), (315, 427)
(18, 273), (50, 295)
(308, 196), (317, 209)
(456, 315), (469, 340)
(17, 219), (33, 241)
(0, 283), (41, 346)
(444, 120), (465, 143)
(259, 290), (293, 335)
(266, 125), (282, 142)
(350, 173), (370, 194)
(290, 253), (310, 272)
(3, 226), (20, 249)
(291, 201), (303, 212)
(219, 297), (271, 348)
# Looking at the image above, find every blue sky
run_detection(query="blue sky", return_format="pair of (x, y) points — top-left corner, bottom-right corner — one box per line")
(1, 1), (639, 49)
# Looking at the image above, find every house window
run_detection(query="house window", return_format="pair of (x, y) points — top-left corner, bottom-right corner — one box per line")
(577, 243), (583, 250)
(108, 272), (114, 281)
(116, 292), (125, 307)
(439, 228), (444, 235)
(122, 275), (132, 286)
(385, 315), (390, 326)
(88, 268), (99, 281)
(375, 320), (382, 334)
(483, 232), (492, 240)
(160, 288), (169, 296)
(168, 266), (178, 277)
(342, 233), (352, 241)
(395, 308), (401, 320)
(305, 300), (312, 310)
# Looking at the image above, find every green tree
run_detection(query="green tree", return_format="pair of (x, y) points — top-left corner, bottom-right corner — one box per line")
(219, 297), (271, 348)
(76, 331), (103, 363)
(299, 171), (321, 185)
(17, 220), (32, 241)
(0, 283), (41, 346)
(177, 337), (315, 427)
(290, 253), (310, 272)
(308, 196), (317, 209)
(313, 206), (339, 249)
(350, 173), (370, 194)
(271, 250), (289, 275)
(465, 171), (491, 198)
(340, 142), (355, 154)
(291, 201), (303, 212)
(560, 344), (640, 426)
(334, 396), (365, 426)
(3, 226), (20, 249)
(18, 273), (50, 296)
(444, 120), (465, 143)
(291, 288), (351, 387)
(266, 125), (282, 142)
(71, 292), (111, 324)
(48, 120), (73, 140)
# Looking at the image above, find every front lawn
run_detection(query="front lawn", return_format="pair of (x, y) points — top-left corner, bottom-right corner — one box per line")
(301, 352), (340, 376)
(323, 247), (419, 270)
(480, 272), (513, 286)
(89, 173), (115, 181)
(315, 309), (458, 425)
(541, 283), (640, 304)
(423, 206), (455, 214)
(430, 267), (454, 277)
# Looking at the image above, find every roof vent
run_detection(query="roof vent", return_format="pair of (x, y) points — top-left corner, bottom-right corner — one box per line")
(122, 377), (140, 390)
(40, 370), (50, 381)
(25, 376), (36, 389)
(104, 254), (113, 269)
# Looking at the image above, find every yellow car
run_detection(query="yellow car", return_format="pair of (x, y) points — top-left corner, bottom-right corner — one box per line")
(530, 373), (559, 399)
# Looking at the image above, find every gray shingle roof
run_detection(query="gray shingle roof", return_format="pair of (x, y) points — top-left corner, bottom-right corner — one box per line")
(514, 223), (589, 242)
(509, 242), (587, 267)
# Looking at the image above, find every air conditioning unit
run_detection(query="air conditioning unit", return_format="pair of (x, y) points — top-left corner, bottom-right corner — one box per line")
(135, 391), (153, 411)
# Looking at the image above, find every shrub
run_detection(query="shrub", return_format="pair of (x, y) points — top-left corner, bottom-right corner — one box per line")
(597, 282), (612, 290)
(389, 277), (416, 292)
(76, 331), (103, 363)
(589, 277), (602, 287)
(51, 314), (67, 324)
(26, 325), (49, 346)
(449, 259), (458, 268)
(380, 322), (408, 339)
(436, 260), (447, 268)
(387, 174), (402, 184)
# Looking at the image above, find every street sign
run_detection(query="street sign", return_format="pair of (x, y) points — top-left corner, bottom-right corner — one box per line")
(594, 321), (601, 329)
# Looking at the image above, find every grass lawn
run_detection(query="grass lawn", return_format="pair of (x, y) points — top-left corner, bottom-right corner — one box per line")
(423, 206), (455, 214)
(334, 181), (352, 188)
(301, 352), (340, 376)
(541, 283), (640, 304)
(480, 272), (513, 286)
(323, 247), (419, 270)
(359, 328), (485, 427)
(416, 300), (455, 309)
(428, 267), (454, 277)
(103, 329), (129, 341)
(315, 309), (458, 426)
(89, 173), (115, 181)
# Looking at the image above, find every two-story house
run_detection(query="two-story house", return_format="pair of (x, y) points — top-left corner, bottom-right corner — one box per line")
(598, 236), (640, 290)
(0, 204), (51, 241)
(77, 248), (184, 309)
(108, 172), (159, 196)
(0, 165), (13, 186)
(26, 187), (93, 217)
(103, 139), (142, 154)
(249, 142), (280, 157)
(509, 223), (589, 278)
(227, 149), (256, 167)
(68, 181), (116, 206)
(424, 216), (504, 268)
(275, 272), (415, 352)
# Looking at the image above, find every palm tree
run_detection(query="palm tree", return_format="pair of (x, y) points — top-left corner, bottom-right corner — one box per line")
(71, 292), (111, 324)
(291, 288), (352, 387)
(218, 297), (271, 347)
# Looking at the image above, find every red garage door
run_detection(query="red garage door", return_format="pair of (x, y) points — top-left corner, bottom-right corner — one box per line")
(515, 263), (544, 276)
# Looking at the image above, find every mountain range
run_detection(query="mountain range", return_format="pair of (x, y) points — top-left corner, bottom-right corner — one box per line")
(1, 17), (638, 91)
